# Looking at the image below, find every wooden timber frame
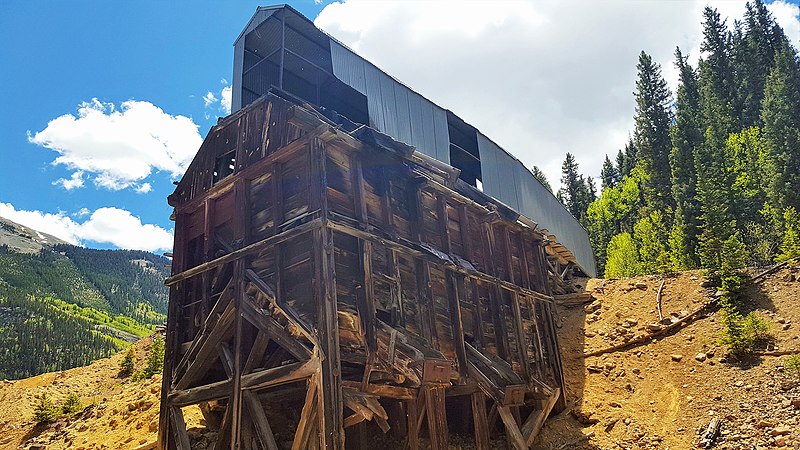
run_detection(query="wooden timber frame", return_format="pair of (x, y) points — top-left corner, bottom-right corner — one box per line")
(159, 92), (568, 450)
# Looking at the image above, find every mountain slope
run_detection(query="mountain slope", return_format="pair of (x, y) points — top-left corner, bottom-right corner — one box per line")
(0, 215), (171, 380)
(0, 216), (68, 254)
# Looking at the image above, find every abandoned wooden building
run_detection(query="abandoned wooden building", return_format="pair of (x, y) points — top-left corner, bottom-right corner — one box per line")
(158, 5), (594, 450)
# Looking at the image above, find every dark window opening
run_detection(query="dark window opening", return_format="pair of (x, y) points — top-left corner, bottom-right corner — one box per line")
(213, 151), (236, 184)
(447, 112), (482, 188)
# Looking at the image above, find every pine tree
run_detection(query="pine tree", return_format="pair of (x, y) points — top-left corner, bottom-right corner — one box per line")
(600, 155), (620, 190)
(777, 207), (800, 262)
(696, 7), (741, 270)
(736, 0), (786, 127)
(633, 51), (674, 209)
(557, 153), (591, 222)
(531, 165), (553, 193)
(670, 47), (703, 268)
(761, 42), (800, 214)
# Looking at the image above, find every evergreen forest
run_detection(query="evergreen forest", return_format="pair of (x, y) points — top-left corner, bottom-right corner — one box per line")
(0, 243), (170, 379)
(554, 1), (800, 278)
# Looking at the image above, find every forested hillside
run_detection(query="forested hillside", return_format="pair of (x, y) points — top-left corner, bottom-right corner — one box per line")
(554, 0), (800, 278)
(0, 220), (170, 379)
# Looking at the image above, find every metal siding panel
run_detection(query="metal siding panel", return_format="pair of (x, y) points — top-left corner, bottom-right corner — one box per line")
(477, 133), (504, 202)
(232, 38), (245, 112)
(330, 41), (366, 95)
(379, 73), (398, 138)
(431, 105), (450, 164)
(513, 163), (597, 276)
(408, 91), (426, 153)
(364, 65), (385, 131)
(418, 99), (437, 159)
(393, 82), (413, 146)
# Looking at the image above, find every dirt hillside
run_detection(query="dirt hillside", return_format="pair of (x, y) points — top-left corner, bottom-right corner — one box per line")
(1, 266), (798, 449)
(540, 266), (800, 449)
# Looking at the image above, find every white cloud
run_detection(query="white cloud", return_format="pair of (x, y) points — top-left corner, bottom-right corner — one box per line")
(315, 0), (800, 189)
(53, 171), (85, 190)
(220, 86), (232, 115)
(136, 182), (153, 194)
(28, 98), (202, 191)
(203, 91), (218, 108)
(0, 203), (173, 252)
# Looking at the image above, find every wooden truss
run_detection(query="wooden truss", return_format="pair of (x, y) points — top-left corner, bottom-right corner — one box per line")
(158, 94), (568, 449)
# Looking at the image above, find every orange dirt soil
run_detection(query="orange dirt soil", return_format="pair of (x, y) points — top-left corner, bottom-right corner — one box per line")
(1, 266), (799, 449)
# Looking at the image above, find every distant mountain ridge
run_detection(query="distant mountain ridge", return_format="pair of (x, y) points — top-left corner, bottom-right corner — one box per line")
(0, 215), (69, 253)
(0, 215), (172, 379)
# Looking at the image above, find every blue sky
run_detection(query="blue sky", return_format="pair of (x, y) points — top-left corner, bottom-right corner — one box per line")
(1, 1), (798, 253)
(0, 1), (327, 251)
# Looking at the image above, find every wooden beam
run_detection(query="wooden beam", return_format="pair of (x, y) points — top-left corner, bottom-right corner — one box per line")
(243, 331), (270, 374)
(166, 217), (323, 286)
(405, 398), (419, 450)
(498, 406), (527, 450)
(446, 272), (468, 378)
(423, 386), (448, 450)
(242, 358), (319, 391)
(341, 381), (417, 400)
(169, 407), (191, 450)
(312, 227), (345, 450)
(174, 300), (236, 390)
(471, 392), (490, 450)
(244, 269), (316, 344)
(243, 391), (279, 450)
(521, 387), (561, 447)
(240, 296), (312, 361)
(292, 377), (319, 450)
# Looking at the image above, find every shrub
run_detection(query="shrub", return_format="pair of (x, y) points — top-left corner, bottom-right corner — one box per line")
(33, 393), (60, 424)
(61, 392), (83, 415)
(119, 346), (135, 378)
(742, 312), (772, 342)
(135, 335), (165, 381)
(785, 354), (800, 379)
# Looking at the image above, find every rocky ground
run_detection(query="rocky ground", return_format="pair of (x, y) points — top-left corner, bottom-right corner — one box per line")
(539, 266), (800, 449)
(1, 265), (798, 449)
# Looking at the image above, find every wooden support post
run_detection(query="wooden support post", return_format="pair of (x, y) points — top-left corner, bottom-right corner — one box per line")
(446, 272), (468, 378)
(471, 392), (491, 450)
(244, 391), (279, 450)
(357, 239), (376, 352)
(310, 136), (344, 450)
(498, 406), (527, 450)
(229, 261), (245, 449)
(292, 377), (319, 450)
(415, 260), (436, 344)
(423, 386), (448, 450)
(169, 407), (191, 450)
(405, 398), (419, 450)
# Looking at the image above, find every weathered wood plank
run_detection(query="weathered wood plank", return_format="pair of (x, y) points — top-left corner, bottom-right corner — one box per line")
(244, 391), (279, 450)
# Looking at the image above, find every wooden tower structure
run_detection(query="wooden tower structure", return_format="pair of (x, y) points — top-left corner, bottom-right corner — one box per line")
(158, 92), (569, 449)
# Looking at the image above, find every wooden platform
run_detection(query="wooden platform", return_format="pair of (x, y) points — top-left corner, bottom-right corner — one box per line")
(158, 93), (567, 449)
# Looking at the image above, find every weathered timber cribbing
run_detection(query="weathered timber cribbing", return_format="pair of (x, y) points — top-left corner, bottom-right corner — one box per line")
(159, 94), (568, 449)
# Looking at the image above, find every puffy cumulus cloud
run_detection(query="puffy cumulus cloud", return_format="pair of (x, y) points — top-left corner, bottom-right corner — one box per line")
(203, 91), (218, 108)
(0, 203), (173, 252)
(220, 86), (232, 115)
(28, 99), (202, 191)
(53, 170), (85, 190)
(315, 0), (800, 189)
(203, 83), (233, 116)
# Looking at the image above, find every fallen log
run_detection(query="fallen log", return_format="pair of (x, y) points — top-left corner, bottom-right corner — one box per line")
(754, 349), (800, 357)
(655, 280), (665, 322)
(700, 417), (721, 448)
(752, 256), (799, 283)
(584, 297), (718, 358)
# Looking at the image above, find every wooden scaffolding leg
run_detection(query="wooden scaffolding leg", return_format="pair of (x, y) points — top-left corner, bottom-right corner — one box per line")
(313, 227), (345, 449)
(471, 392), (490, 450)
(423, 386), (448, 450)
